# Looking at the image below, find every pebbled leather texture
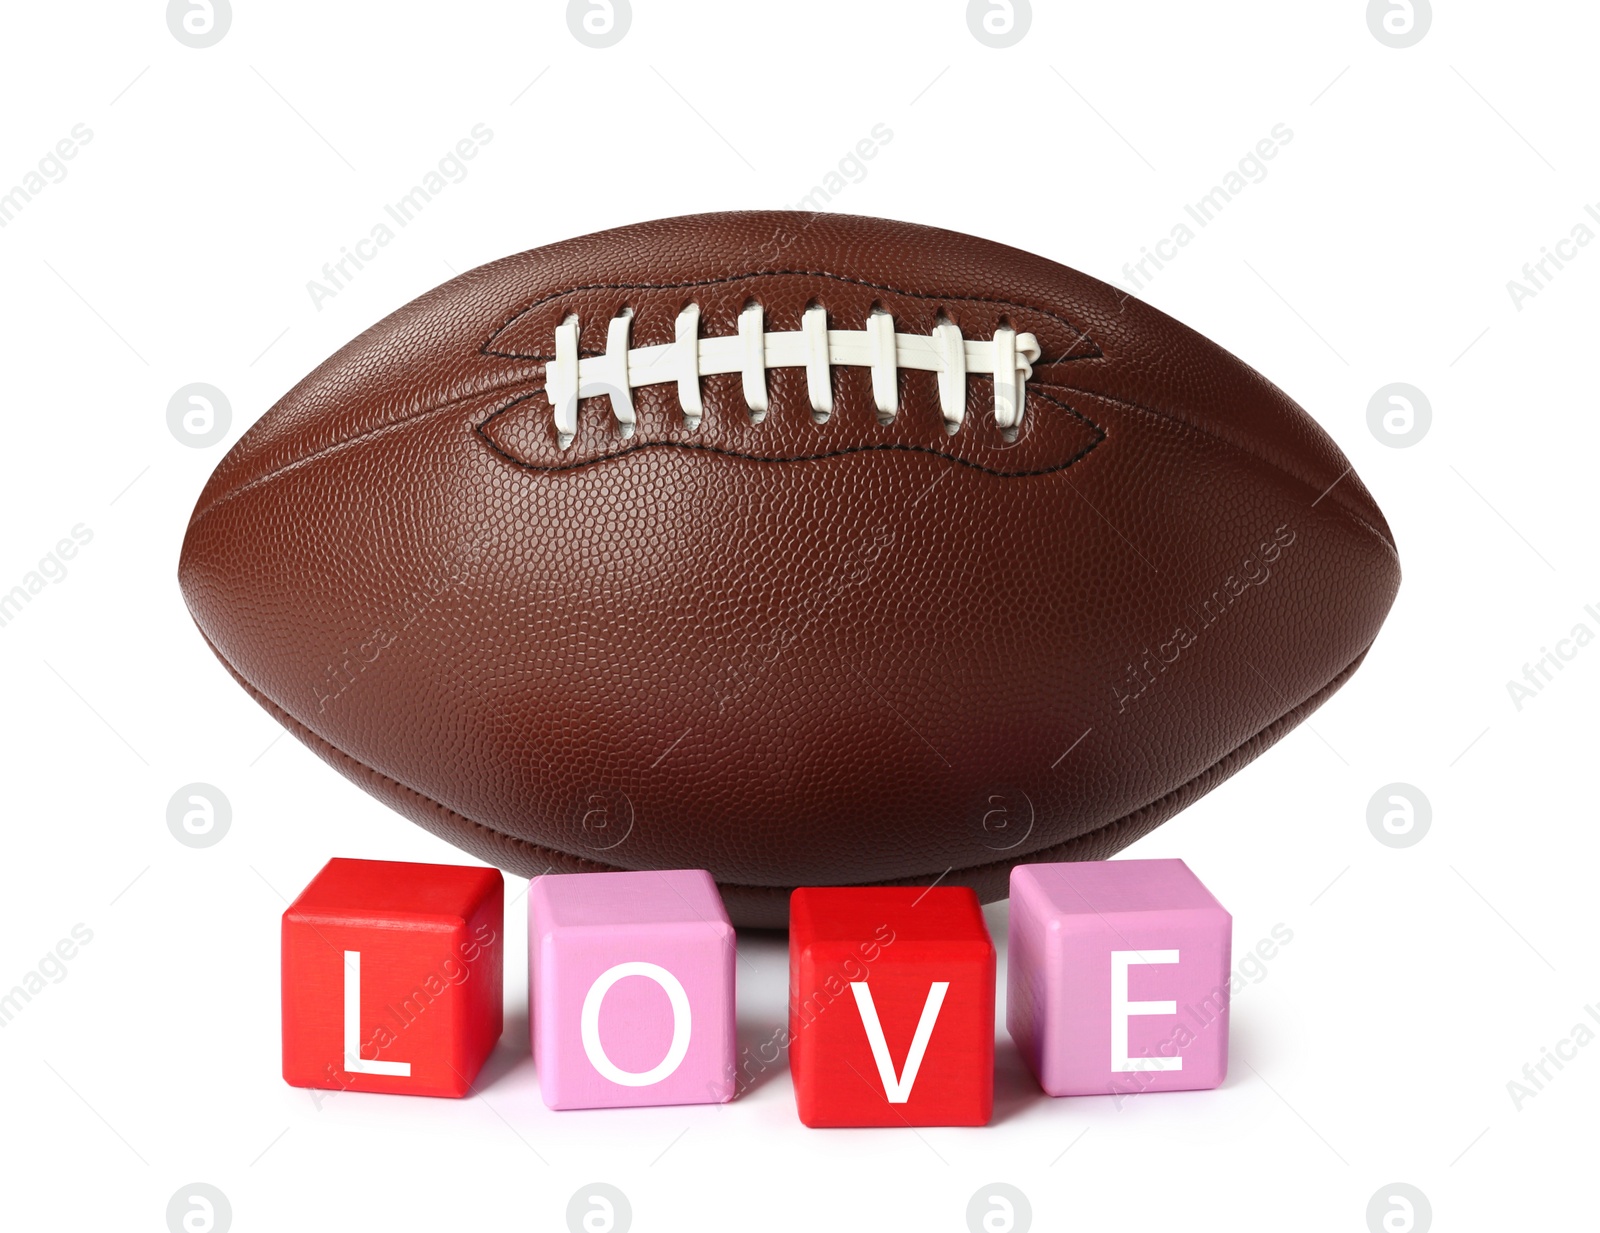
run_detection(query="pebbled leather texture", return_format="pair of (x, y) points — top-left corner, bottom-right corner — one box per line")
(179, 212), (1401, 928)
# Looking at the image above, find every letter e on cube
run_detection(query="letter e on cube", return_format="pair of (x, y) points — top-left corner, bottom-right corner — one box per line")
(1008, 859), (1231, 1098)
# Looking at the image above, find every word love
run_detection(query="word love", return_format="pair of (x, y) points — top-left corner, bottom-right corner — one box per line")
(279, 858), (1232, 1125)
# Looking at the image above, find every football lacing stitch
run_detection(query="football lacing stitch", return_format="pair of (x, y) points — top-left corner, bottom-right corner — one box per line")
(544, 304), (1042, 448)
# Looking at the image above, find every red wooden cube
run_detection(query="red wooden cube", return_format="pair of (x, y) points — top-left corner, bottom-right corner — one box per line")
(789, 886), (995, 1128)
(282, 858), (504, 1098)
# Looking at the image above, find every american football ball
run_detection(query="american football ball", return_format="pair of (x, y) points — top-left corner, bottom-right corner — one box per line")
(179, 212), (1399, 927)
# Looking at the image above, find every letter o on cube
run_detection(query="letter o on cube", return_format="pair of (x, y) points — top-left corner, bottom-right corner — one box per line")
(530, 870), (736, 1110)
(580, 961), (692, 1087)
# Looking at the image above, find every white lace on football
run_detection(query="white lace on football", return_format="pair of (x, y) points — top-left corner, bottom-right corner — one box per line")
(544, 305), (1042, 448)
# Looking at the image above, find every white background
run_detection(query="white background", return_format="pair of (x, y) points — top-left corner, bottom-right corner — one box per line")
(1, 2), (1595, 1230)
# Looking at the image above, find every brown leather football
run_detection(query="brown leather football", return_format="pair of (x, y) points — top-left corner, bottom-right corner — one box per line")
(178, 212), (1399, 927)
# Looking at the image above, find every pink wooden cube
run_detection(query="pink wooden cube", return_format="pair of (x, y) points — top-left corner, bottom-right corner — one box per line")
(1008, 859), (1232, 1098)
(529, 869), (736, 1110)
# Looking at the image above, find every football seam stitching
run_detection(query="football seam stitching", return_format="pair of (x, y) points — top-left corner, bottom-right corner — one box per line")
(1035, 380), (1399, 554)
(192, 620), (1373, 895)
(183, 367), (1102, 533)
(478, 269), (1104, 364)
(472, 387), (1107, 477)
(185, 378), (544, 530)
